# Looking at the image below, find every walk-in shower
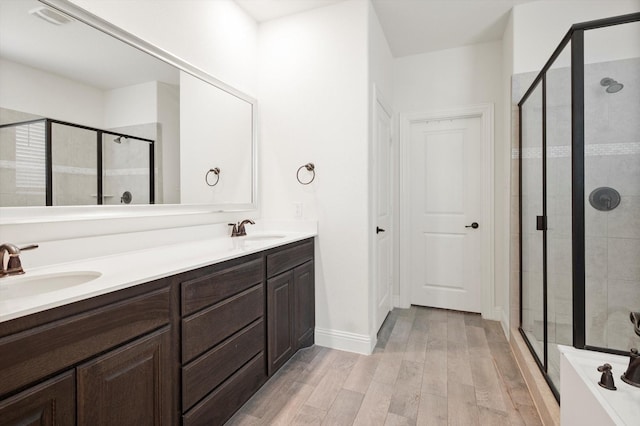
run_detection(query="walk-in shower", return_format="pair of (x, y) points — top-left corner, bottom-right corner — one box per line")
(518, 12), (640, 400)
(0, 117), (155, 206)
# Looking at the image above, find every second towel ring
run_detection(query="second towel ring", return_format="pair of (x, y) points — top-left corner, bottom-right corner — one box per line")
(297, 163), (315, 185)
(205, 167), (221, 186)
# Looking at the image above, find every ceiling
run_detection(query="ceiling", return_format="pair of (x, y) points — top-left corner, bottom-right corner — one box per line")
(236, 0), (541, 57)
(235, 0), (345, 22)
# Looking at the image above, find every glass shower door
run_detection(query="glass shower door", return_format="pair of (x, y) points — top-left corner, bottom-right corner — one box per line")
(545, 44), (573, 387)
(51, 122), (97, 206)
(521, 83), (545, 364)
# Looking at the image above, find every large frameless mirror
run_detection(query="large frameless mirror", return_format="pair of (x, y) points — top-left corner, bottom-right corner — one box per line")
(0, 0), (257, 218)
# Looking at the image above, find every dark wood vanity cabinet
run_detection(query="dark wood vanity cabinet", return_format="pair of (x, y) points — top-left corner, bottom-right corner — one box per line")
(0, 371), (75, 425)
(293, 260), (315, 349)
(0, 237), (315, 425)
(179, 253), (267, 426)
(0, 280), (177, 426)
(180, 238), (315, 424)
(76, 327), (172, 425)
(267, 270), (295, 375)
(266, 239), (315, 376)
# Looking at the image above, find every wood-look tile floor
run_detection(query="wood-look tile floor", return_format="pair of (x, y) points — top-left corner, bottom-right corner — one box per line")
(227, 306), (542, 425)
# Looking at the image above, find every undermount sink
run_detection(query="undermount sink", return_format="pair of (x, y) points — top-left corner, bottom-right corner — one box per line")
(0, 271), (102, 299)
(241, 234), (286, 242)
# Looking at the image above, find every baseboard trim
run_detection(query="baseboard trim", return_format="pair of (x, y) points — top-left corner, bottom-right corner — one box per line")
(314, 327), (374, 355)
(393, 295), (401, 307)
(501, 308), (510, 339)
(510, 328), (560, 425)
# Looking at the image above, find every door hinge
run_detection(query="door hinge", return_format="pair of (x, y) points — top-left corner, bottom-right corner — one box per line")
(536, 215), (547, 231)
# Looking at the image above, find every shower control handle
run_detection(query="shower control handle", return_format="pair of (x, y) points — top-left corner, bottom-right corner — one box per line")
(465, 222), (479, 229)
(376, 227), (386, 234)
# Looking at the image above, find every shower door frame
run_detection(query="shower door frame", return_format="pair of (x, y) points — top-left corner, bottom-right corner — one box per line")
(0, 118), (155, 205)
(518, 12), (640, 402)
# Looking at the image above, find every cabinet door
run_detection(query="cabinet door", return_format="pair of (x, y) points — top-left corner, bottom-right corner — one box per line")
(294, 261), (315, 349)
(0, 371), (75, 426)
(267, 270), (294, 376)
(77, 327), (172, 426)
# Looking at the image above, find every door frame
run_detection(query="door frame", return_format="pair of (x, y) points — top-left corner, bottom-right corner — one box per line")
(370, 85), (394, 339)
(399, 103), (498, 320)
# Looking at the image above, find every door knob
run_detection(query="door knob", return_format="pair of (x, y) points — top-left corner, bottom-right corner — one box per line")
(465, 222), (479, 229)
(376, 227), (386, 234)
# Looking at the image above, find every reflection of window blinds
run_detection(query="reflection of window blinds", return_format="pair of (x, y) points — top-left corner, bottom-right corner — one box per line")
(15, 123), (46, 189)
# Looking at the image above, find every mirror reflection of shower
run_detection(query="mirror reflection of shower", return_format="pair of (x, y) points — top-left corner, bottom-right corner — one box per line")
(600, 77), (624, 93)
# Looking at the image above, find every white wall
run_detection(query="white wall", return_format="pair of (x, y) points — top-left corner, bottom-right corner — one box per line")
(502, 11), (516, 335)
(180, 72), (253, 205)
(103, 82), (157, 129)
(258, 0), (372, 351)
(394, 41), (504, 112)
(0, 58), (104, 127)
(393, 41), (506, 321)
(512, 0), (640, 74)
(157, 82), (181, 204)
(368, 4), (393, 102)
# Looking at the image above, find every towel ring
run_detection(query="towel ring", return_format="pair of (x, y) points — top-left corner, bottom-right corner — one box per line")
(205, 167), (221, 186)
(296, 163), (315, 185)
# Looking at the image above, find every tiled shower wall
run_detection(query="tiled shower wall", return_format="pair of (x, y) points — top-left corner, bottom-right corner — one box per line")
(512, 57), (640, 354)
(584, 57), (640, 351)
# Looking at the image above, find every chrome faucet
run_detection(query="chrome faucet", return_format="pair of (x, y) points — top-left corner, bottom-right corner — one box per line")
(228, 219), (255, 237)
(0, 243), (39, 277)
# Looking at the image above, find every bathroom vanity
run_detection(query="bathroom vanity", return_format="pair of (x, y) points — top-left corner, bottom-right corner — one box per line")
(0, 236), (315, 425)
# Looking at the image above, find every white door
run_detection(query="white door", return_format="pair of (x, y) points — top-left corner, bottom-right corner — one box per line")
(375, 100), (393, 332)
(409, 116), (482, 313)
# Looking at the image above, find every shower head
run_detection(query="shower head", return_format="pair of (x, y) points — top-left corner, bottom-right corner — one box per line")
(113, 136), (127, 144)
(600, 77), (624, 93)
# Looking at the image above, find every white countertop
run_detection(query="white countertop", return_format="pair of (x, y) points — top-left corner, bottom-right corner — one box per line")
(0, 230), (316, 323)
(559, 345), (640, 425)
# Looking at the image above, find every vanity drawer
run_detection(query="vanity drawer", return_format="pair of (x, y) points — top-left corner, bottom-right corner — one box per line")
(181, 258), (263, 316)
(183, 352), (266, 426)
(182, 284), (264, 363)
(182, 318), (264, 411)
(0, 287), (170, 397)
(266, 239), (314, 278)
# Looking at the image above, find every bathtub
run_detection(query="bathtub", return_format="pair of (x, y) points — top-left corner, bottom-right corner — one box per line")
(559, 345), (640, 425)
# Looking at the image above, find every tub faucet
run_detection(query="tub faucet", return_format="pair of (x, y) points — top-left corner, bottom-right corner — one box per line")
(621, 312), (640, 388)
(0, 243), (39, 277)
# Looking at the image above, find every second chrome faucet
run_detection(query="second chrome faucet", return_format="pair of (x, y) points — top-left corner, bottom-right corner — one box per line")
(228, 219), (255, 237)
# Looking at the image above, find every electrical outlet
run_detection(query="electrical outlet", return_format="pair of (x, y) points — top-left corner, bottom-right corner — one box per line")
(293, 202), (303, 218)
